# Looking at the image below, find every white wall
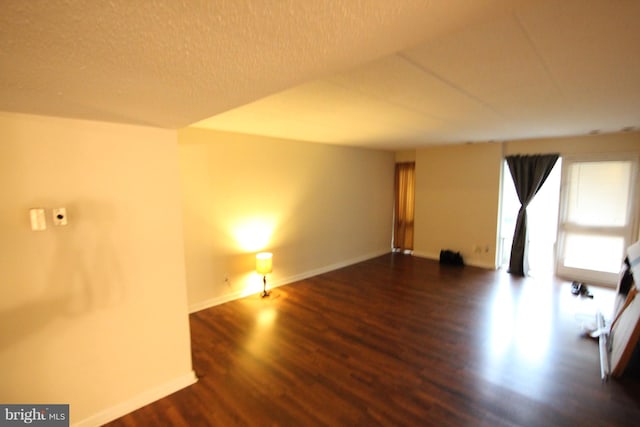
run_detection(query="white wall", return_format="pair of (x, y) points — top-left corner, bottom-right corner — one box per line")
(179, 128), (395, 311)
(0, 113), (195, 426)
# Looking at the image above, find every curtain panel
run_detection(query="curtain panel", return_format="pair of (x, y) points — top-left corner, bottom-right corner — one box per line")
(506, 154), (559, 276)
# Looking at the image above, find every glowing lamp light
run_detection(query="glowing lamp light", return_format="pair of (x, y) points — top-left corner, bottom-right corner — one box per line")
(256, 252), (273, 298)
(232, 218), (276, 252)
(256, 252), (273, 275)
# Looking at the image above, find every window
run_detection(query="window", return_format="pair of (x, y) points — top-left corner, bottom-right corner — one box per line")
(556, 156), (638, 286)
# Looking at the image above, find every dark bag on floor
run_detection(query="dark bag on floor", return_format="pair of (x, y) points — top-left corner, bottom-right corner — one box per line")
(440, 249), (464, 267)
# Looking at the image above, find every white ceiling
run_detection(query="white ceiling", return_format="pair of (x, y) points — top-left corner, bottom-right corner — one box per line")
(2, 0), (639, 149)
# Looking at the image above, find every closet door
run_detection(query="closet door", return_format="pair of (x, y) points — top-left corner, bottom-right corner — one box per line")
(556, 156), (639, 286)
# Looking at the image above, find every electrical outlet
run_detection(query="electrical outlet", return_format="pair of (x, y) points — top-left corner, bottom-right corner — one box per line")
(52, 208), (68, 226)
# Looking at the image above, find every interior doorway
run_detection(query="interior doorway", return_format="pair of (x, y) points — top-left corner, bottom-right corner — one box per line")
(393, 162), (415, 253)
(499, 158), (562, 277)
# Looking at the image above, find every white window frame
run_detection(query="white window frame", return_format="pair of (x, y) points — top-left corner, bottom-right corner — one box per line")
(555, 153), (640, 287)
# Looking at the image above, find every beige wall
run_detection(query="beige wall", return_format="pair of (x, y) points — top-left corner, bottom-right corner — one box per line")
(179, 128), (394, 310)
(505, 131), (640, 155)
(414, 143), (502, 268)
(0, 113), (195, 426)
(395, 150), (416, 162)
(413, 132), (640, 269)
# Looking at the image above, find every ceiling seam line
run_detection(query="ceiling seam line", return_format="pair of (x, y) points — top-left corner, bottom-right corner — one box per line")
(512, 11), (566, 101)
(396, 52), (506, 119)
(323, 77), (450, 123)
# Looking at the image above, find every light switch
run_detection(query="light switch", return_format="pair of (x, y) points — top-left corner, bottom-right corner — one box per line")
(30, 208), (46, 231)
(52, 208), (68, 226)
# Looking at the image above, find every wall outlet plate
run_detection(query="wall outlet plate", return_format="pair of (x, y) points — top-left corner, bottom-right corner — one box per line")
(30, 208), (46, 231)
(52, 208), (68, 226)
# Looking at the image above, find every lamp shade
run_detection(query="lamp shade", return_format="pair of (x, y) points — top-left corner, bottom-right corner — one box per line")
(256, 252), (273, 275)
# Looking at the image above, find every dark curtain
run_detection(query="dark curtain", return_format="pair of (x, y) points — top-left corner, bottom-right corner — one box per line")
(506, 154), (559, 276)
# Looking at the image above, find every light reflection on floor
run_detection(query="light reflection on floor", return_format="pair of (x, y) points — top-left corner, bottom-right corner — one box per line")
(480, 270), (616, 400)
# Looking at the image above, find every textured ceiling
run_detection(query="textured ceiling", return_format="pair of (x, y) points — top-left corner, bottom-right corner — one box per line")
(2, 0), (639, 148)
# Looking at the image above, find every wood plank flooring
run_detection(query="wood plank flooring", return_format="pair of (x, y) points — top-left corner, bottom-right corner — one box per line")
(106, 254), (640, 426)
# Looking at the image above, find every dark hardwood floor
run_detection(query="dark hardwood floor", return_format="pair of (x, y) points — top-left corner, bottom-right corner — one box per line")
(107, 254), (640, 426)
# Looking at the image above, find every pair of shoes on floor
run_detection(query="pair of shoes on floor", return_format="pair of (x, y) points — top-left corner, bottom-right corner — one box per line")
(571, 281), (594, 298)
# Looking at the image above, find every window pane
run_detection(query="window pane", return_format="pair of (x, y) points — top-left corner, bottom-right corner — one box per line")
(566, 161), (631, 226)
(563, 233), (624, 273)
(528, 159), (561, 274)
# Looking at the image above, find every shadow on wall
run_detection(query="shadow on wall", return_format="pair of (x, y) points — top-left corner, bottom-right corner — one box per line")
(0, 199), (124, 350)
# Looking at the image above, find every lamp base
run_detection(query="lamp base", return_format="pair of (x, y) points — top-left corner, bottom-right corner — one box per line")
(261, 275), (270, 298)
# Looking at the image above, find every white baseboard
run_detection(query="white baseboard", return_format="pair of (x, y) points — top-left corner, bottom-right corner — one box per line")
(412, 251), (497, 270)
(188, 289), (247, 313)
(412, 251), (439, 261)
(270, 249), (390, 287)
(467, 260), (498, 270)
(189, 250), (390, 313)
(72, 371), (197, 427)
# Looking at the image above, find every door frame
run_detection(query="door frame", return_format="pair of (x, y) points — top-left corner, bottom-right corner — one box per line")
(555, 153), (640, 287)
